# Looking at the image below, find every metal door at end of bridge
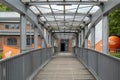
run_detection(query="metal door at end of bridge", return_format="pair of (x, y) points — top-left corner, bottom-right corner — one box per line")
(61, 39), (69, 52)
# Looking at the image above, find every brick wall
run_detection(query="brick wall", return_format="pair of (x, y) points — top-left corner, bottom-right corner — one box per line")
(57, 39), (61, 52)
(0, 23), (42, 50)
(69, 39), (73, 52)
(0, 35), (42, 50)
(0, 23), (4, 30)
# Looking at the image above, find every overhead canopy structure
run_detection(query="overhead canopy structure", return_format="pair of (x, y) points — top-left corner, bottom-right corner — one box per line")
(21, 0), (107, 39)
(4, 0), (120, 40)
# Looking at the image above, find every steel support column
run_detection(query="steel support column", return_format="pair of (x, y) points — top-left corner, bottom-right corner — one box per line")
(46, 30), (48, 45)
(51, 35), (54, 47)
(102, 16), (109, 54)
(34, 26), (38, 49)
(85, 26), (88, 48)
(48, 32), (52, 47)
(76, 34), (79, 47)
(79, 33), (81, 47)
(41, 26), (45, 48)
(90, 26), (95, 49)
(81, 30), (84, 47)
(20, 15), (26, 53)
(81, 28), (85, 47)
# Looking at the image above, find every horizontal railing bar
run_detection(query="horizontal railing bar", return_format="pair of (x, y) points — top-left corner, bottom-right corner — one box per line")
(82, 47), (120, 62)
(0, 48), (52, 63)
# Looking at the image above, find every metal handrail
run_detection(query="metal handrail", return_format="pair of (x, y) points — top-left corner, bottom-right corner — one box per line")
(74, 47), (120, 80)
(0, 47), (54, 80)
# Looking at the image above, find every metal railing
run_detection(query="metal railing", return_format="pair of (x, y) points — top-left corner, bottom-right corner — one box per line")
(74, 47), (120, 80)
(0, 48), (54, 80)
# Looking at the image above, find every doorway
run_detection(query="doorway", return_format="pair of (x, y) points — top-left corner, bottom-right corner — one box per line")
(61, 43), (65, 51)
(60, 39), (69, 52)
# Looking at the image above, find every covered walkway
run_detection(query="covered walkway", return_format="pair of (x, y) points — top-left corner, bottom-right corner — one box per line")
(33, 52), (95, 80)
(0, 0), (120, 80)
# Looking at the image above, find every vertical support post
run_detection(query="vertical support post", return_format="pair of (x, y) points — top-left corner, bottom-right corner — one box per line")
(49, 33), (51, 46)
(51, 35), (54, 47)
(79, 33), (81, 47)
(34, 26), (38, 49)
(91, 26), (95, 49)
(46, 30), (48, 45)
(20, 14), (26, 80)
(76, 33), (79, 47)
(74, 38), (76, 47)
(85, 26), (88, 48)
(102, 16), (109, 54)
(81, 28), (85, 47)
(20, 14), (26, 53)
(81, 30), (84, 47)
(41, 26), (45, 48)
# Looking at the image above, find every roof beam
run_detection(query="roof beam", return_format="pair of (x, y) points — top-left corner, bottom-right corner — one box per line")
(28, 1), (100, 5)
(47, 20), (83, 23)
(42, 13), (89, 16)
(52, 31), (78, 33)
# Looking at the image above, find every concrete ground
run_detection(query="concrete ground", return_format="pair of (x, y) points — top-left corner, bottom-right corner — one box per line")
(33, 52), (96, 80)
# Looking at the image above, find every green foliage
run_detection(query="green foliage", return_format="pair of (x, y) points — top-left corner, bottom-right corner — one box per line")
(0, 3), (12, 11)
(109, 8), (120, 36)
(110, 53), (120, 58)
(0, 53), (2, 59)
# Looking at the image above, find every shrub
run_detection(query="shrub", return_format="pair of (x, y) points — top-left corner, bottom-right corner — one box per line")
(0, 53), (2, 59)
(110, 53), (120, 58)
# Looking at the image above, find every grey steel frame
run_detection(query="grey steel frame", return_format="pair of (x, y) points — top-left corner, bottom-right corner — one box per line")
(0, 48), (54, 80)
(74, 47), (120, 80)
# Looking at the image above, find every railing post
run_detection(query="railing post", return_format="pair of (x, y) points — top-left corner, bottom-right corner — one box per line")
(34, 26), (38, 49)
(85, 26), (88, 48)
(91, 26), (95, 50)
(20, 14), (27, 80)
(102, 15), (109, 54)
(20, 14), (27, 53)
(81, 30), (84, 47)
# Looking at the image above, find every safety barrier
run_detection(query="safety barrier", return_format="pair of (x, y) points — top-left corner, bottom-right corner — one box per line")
(0, 48), (54, 80)
(74, 47), (120, 80)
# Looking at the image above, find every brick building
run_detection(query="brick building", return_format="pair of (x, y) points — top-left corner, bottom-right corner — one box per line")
(0, 12), (73, 52)
(0, 12), (42, 50)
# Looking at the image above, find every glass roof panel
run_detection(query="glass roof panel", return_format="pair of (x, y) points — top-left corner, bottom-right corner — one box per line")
(65, 0), (80, 1)
(66, 5), (78, 10)
(31, 0), (46, 1)
(83, 17), (90, 21)
(78, 6), (92, 13)
(74, 16), (84, 21)
(79, 5), (92, 8)
(51, 5), (63, 13)
(46, 19), (55, 21)
(81, 0), (97, 1)
(30, 6), (39, 14)
(65, 5), (78, 13)
(65, 16), (74, 19)
(55, 16), (64, 20)
(37, 5), (51, 13)
(40, 17), (46, 21)
(90, 6), (99, 14)
(49, 0), (63, 1)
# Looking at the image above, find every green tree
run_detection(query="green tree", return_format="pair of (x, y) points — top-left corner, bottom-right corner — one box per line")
(109, 8), (120, 36)
(0, 3), (12, 11)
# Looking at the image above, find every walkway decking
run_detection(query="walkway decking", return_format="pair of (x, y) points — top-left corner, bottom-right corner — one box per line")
(33, 52), (95, 80)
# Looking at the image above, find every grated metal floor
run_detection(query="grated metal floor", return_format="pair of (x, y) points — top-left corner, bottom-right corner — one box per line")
(33, 52), (96, 80)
